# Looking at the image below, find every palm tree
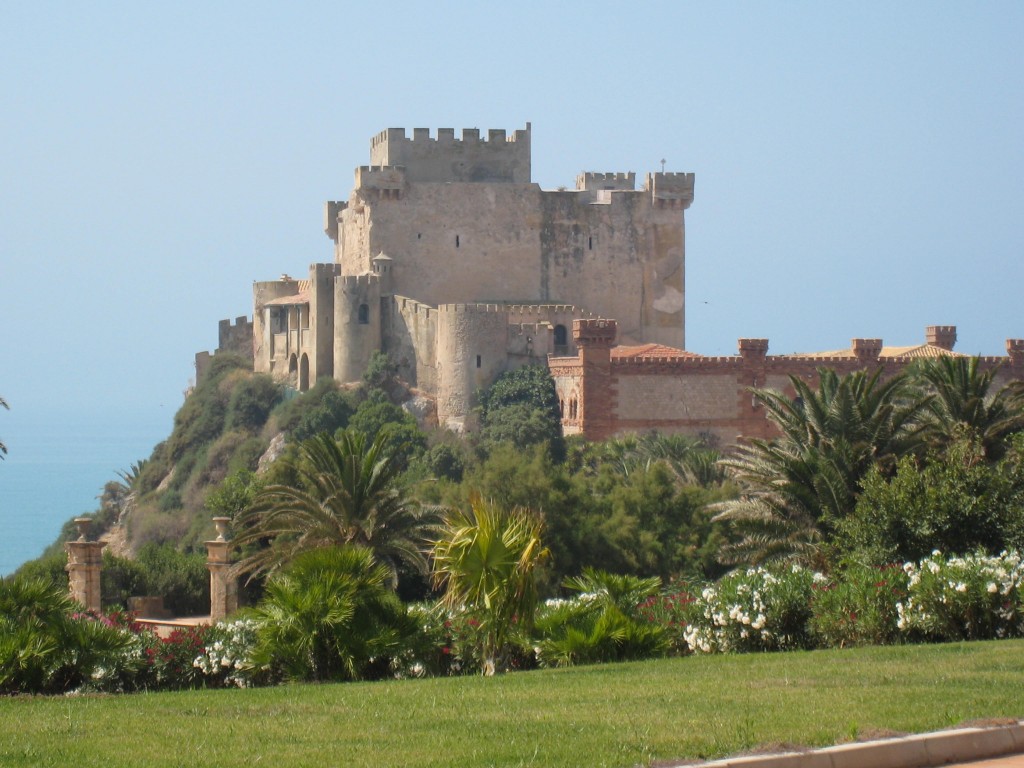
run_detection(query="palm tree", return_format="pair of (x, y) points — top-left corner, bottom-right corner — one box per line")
(535, 569), (667, 667)
(914, 356), (1024, 460)
(431, 494), (548, 675)
(249, 546), (412, 682)
(232, 429), (434, 585)
(714, 368), (931, 566)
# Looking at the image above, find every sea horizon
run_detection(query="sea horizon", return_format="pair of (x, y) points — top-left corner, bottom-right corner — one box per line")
(0, 405), (171, 577)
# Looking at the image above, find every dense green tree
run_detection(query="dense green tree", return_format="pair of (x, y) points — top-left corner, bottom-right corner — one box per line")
(289, 388), (356, 443)
(478, 366), (563, 455)
(597, 432), (725, 487)
(837, 435), (1024, 564)
(431, 494), (549, 675)
(714, 368), (932, 566)
(233, 430), (434, 586)
(348, 392), (427, 469)
(250, 546), (414, 682)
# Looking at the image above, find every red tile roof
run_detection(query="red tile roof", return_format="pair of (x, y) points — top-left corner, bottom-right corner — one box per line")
(612, 343), (701, 360)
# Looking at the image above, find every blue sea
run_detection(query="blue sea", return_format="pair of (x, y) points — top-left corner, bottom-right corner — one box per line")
(0, 407), (171, 577)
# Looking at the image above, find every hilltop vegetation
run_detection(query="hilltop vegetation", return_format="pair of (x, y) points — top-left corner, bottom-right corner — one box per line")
(19, 354), (732, 606)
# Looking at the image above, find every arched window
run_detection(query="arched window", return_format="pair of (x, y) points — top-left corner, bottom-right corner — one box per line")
(554, 324), (568, 355)
(358, 304), (370, 324)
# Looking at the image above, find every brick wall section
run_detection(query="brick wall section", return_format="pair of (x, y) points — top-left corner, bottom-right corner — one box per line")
(560, 320), (1024, 447)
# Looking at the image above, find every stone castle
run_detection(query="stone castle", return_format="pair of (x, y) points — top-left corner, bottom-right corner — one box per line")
(198, 124), (1024, 443)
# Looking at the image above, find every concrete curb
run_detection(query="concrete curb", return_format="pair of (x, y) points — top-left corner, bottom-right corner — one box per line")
(671, 721), (1024, 768)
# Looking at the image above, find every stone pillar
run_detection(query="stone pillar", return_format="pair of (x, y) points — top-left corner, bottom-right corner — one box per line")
(206, 517), (237, 622)
(65, 517), (105, 612)
(738, 339), (771, 440)
(574, 319), (617, 441)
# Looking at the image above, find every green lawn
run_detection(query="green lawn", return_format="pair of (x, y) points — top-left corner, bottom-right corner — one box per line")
(2, 640), (1022, 768)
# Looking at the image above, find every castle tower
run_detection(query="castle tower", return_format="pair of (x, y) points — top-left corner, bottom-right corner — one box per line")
(436, 304), (510, 431)
(309, 263), (341, 382)
(334, 273), (382, 383)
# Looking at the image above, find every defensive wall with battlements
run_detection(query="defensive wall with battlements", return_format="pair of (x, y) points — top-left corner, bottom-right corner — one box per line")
(551, 320), (1024, 444)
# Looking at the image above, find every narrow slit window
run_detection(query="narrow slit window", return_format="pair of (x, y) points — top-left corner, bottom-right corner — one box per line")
(475, 354), (481, 369)
(455, 235), (460, 248)
(588, 236), (593, 250)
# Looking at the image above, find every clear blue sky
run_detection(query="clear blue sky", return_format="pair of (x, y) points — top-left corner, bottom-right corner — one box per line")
(2, 1), (1022, 428)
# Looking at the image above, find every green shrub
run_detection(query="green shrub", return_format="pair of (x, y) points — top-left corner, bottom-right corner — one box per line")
(134, 543), (209, 616)
(227, 436), (270, 475)
(477, 365), (563, 456)
(0, 577), (133, 694)
(226, 374), (282, 432)
(272, 377), (352, 435)
(810, 564), (906, 647)
(14, 552), (69, 589)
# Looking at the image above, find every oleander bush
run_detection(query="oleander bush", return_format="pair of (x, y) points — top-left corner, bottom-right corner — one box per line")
(682, 565), (817, 654)
(896, 550), (1024, 642)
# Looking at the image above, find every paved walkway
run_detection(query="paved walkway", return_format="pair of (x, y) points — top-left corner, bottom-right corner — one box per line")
(948, 756), (1024, 768)
(677, 721), (1024, 768)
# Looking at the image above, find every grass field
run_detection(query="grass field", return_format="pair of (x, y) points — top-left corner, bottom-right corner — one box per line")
(1, 640), (1022, 768)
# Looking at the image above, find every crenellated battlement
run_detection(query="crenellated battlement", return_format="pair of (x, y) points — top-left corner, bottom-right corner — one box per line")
(613, 354), (741, 369)
(926, 325), (957, 350)
(368, 124), (531, 184)
(851, 338), (884, 362)
(338, 273), (380, 291)
(395, 295), (435, 320)
(323, 200), (348, 240)
(575, 172), (636, 192)
(437, 302), (510, 315)
(574, 318), (617, 346)
(310, 263), (341, 281)
(645, 172), (695, 209)
(371, 126), (530, 149)
(354, 165), (406, 199)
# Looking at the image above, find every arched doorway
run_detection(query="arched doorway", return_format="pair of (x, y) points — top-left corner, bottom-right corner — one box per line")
(299, 354), (310, 392)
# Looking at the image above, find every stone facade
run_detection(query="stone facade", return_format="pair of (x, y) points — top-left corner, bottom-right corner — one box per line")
(250, 125), (694, 430)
